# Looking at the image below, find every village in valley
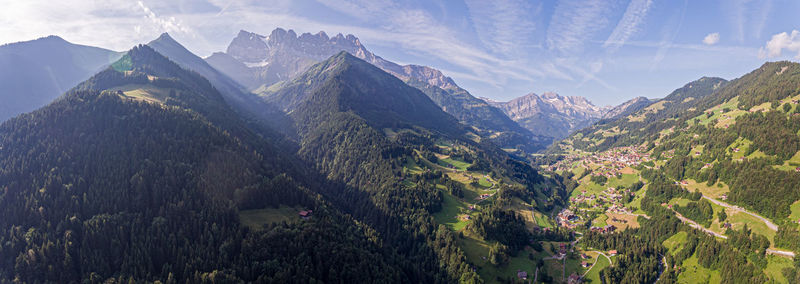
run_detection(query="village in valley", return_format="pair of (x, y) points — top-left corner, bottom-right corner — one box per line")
(549, 146), (652, 233)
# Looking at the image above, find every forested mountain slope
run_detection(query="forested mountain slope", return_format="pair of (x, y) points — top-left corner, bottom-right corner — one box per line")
(262, 52), (575, 282)
(545, 62), (800, 283)
(147, 33), (296, 141)
(0, 45), (411, 283)
(0, 36), (122, 122)
(555, 76), (728, 152)
(209, 28), (549, 153)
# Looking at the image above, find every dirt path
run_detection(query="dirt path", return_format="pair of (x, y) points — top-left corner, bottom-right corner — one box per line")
(701, 196), (778, 231)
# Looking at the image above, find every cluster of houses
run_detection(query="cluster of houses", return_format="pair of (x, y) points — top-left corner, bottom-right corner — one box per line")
(556, 209), (581, 229)
(589, 224), (617, 234)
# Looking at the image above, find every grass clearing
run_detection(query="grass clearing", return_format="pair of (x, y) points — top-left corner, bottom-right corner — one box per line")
(677, 255), (721, 284)
(789, 200), (800, 222)
(764, 255), (794, 283)
(402, 157), (424, 174)
(727, 209), (776, 242)
(437, 157), (471, 171)
(433, 192), (470, 231)
(774, 150), (800, 172)
(605, 212), (640, 230)
(583, 252), (611, 283)
(239, 206), (303, 229)
(592, 214), (608, 227)
(533, 211), (555, 228)
(683, 180), (729, 199)
(460, 232), (540, 282)
(111, 84), (176, 104)
(663, 231), (688, 256)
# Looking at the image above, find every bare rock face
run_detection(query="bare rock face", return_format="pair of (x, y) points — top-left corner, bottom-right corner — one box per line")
(484, 93), (652, 139)
(207, 27), (551, 152)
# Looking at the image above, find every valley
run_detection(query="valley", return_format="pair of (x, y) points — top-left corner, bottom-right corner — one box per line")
(2, 3), (800, 281)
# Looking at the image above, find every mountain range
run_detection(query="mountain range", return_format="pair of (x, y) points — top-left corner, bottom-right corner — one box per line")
(0, 33), (572, 283)
(206, 28), (551, 152)
(0, 36), (122, 121)
(2, 27), (800, 283)
(484, 92), (653, 139)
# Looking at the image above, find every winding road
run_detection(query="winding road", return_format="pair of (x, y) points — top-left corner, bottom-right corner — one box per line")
(671, 209), (728, 239)
(701, 196), (778, 231)
(670, 206), (797, 258)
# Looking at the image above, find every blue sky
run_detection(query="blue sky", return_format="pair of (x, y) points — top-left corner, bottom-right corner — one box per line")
(1, 0), (799, 105)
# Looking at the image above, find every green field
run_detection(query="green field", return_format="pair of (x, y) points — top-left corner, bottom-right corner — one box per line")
(583, 252), (611, 283)
(607, 173), (639, 188)
(774, 150), (800, 172)
(533, 211), (554, 228)
(790, 200), (800, 222)
(663, 231), (688, 256)
(669, 198), (692, 207)
(433, 192), (470, 231)
(726, 210), (776, 242)
(764, 255), (794, 283)
(438, 157), (471, 171)
(402, 157), (424, 174)
(111, 84), (175, 104)
(677, 255), (721, 284)
(459, 233), (541, 282)
(626, 184), (648, 214)
(682, 179), (729, 199)
(592, 214), (608, 227)
(239, 206), (303, 229)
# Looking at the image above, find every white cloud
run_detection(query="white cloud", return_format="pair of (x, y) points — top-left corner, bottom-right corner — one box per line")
(759, 30), (800, 58)
(703, 32), (720, 45)
(603, 0), (653, 52)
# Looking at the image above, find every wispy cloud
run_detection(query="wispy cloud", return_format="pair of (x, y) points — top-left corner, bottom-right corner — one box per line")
(759, 30), (800, 59)
(650, 0), (687, 71)
(728, 0), (773, 42)
(465, 0), (539, 55)
(546, 0), (616, 54)
(137, 1), (194, 37)
(703, 32), (720, 45)
(603, 0), (653, 53)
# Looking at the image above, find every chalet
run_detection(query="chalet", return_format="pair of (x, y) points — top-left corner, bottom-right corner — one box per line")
(581, 261), (591, 268)
(299, 210), (313, 219)
(795, 167), (800, 172)
(581, 253), (591, 259)
(567, 273), (582, 284)
(608, 250), (618, 256)
(517, 270), (528, 280)
(721, 194), (728, 200)
(723, 222), (733, 229)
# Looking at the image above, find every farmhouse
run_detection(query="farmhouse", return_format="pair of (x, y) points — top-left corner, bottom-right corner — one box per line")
(517, 270), (527, 280)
